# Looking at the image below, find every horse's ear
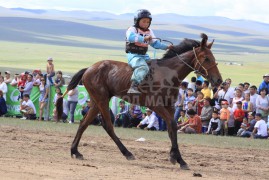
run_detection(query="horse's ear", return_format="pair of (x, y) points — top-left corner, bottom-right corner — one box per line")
(207, 39), (214, 49)
(200, 33), (208, 50)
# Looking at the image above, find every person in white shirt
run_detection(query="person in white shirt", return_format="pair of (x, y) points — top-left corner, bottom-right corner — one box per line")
(252, 113), (268, 139)
(20, 94), (36, 120)
(249, 85), (258, 113)
(213, 82), (234, 108)
(137, 108), (159, 130)
(10, 73), (19, 87)
(4, 71), (12, 84)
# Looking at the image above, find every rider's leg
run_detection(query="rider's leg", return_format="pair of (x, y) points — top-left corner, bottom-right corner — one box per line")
(127, 56), (149, 94)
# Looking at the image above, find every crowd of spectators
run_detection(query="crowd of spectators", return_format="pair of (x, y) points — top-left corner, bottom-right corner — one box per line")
(0, 57), (69, 121)
(1, 66), (269, 139)
(174, 74), (269, 139)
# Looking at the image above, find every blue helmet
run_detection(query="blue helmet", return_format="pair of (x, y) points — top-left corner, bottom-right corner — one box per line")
(134, 9), (152, 27)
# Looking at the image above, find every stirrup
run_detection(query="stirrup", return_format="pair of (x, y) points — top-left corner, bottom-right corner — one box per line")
(127, 87), (141, 94)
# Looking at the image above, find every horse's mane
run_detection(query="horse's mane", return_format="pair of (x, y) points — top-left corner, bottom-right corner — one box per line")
(161, 38), (200, 59)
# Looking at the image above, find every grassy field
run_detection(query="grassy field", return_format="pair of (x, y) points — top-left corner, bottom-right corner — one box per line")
(1, 117), (268, 150)
(0, 40), (268, 87)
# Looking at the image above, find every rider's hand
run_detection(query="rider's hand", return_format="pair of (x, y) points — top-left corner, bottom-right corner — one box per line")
(167, 45), (174, 50)
(144, 35), (152, 42)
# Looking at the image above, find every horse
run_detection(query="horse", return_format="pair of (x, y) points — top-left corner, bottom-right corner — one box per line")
(60, 33), (222, 170)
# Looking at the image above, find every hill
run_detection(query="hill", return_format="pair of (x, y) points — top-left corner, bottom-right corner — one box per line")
(0, 6), (268, 85)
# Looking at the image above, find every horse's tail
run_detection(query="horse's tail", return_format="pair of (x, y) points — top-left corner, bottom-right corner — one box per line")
(67, 68), (88, 91)
(55, 97), (63, 121)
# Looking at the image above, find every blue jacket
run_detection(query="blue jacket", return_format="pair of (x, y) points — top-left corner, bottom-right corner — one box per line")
(126, 26), (168, 61)
(258, 81), (269, 93)
(0, 97), (7, 115)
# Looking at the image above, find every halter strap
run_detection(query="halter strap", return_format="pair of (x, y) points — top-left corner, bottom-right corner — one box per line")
(174, 47), (217, 78)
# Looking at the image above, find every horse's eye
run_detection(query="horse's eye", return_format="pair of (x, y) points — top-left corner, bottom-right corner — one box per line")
(205, 57), (210, 61)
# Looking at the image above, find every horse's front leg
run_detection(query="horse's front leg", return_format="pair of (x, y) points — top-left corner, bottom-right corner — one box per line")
(153, 106), (189, 170)
(71, 103), (99, 159)
(97, 100), (135, 160)
(167, 119), (189, 170)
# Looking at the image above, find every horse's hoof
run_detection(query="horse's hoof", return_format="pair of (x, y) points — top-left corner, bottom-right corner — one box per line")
(126, 155), (135, 160)
(180, 164), (190, 170)
(76, 154), (84, 160)
(169, 157), (177, 165)
(71, 151), (84, 160)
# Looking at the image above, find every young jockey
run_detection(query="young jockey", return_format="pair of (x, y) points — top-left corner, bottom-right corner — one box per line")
(126, 9), (173, 94)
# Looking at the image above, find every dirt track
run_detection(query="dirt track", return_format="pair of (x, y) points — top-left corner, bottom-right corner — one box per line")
(0, 125), (268, 180)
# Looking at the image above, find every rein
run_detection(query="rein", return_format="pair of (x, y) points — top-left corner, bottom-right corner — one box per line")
(153, 38), (217, 78)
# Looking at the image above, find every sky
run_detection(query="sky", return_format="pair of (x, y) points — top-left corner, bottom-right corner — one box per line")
(0, 0), (269, 24)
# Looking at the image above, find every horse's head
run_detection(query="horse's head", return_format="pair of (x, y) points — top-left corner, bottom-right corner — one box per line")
(192, 33), (222, 87)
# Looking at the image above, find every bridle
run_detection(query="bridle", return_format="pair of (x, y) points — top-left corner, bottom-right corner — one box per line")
(191, 47), (218, 77)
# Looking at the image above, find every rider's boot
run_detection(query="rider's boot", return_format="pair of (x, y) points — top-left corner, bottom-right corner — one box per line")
(127, 81), (141, 94)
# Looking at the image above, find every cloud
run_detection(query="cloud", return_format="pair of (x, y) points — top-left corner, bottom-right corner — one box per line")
(0, 0), (268, 23)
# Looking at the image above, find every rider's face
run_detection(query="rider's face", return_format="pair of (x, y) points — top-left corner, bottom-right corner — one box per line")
(139, 18), (151, 29)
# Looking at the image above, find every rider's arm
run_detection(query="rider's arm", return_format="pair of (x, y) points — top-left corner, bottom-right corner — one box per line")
(126, 27), (144, 43)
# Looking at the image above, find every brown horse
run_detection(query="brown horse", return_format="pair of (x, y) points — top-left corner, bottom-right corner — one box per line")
(62, 33), (222, 170)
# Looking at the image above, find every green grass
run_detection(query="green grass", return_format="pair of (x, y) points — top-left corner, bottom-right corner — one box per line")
(1, 117), (268, 150)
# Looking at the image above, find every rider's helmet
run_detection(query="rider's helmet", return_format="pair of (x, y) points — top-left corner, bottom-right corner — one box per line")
(134, 9), (152, 29)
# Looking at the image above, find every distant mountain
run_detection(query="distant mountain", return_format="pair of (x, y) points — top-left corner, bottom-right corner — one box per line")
(11, 8), (47, 14)
(0, 6), (268, 54)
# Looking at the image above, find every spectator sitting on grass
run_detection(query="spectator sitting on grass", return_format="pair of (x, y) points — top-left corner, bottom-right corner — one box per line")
(237, 117), (249, 136)
(251, 113), (268, 139)
(178, 109), (202, 134)
(241, 112), (257, 137)
(137, 108), (159, 131)
(126, 104), (142, 128)
(114, 100), (129, 127)
(200, 97), (213, 133)
(206, 111), (221, 135)
(20, 94), (36, 120)
(177, 110), (188, 130)
(81, 99), (99, 125)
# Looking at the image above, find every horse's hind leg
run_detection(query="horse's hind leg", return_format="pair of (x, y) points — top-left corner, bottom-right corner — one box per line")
(97, 100), (135, 160)
(71, 102), (99, 159)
